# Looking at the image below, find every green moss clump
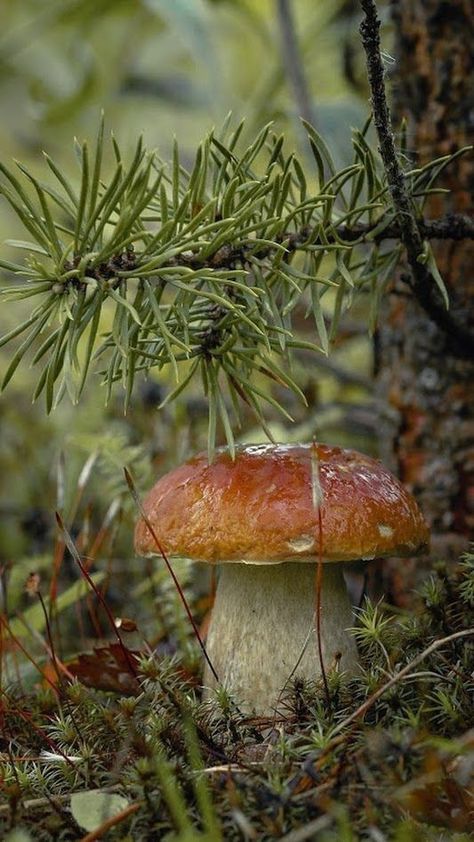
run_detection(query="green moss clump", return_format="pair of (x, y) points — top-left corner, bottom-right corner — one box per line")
(1, 553), (473, 841)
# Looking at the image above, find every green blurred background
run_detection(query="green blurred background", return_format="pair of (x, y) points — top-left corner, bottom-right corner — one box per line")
(0, 0), (378, 657)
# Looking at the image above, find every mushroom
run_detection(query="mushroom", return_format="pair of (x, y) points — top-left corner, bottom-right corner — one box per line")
(134, 443), (429, 714)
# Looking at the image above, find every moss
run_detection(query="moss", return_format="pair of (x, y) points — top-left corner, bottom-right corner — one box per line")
(1, 552), (473, 840)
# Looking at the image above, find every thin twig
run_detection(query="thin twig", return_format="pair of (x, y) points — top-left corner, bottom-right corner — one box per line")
(276, 614), (317, 708)
(56, 512), (139, 681)
(285, 627), (474, 795)
(176, 213), (474, 269)
(124, 468), (219, 683)
(39, 213), (474, 295)
(337, 214), (474, 243)
(311, 444), (330, 708)
(202, 763), (260, 774)
(332, 627), (474, 737)
(359, 0), (474, 357)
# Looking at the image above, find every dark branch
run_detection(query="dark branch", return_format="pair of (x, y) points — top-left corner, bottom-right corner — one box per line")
(359, 0), (474, 359)
(57, 212), (474, 309)
(347, 214), (474, 243)
(172, 212), (474, 270)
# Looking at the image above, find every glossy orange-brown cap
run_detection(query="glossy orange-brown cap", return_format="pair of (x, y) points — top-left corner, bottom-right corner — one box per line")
(134, 443), (430, 564)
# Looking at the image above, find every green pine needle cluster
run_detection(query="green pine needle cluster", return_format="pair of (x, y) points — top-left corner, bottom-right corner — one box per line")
(0, 117), (461, 454)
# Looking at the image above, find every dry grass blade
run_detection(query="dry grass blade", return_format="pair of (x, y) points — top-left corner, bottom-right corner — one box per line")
(55, 511), (138, 678)
(124, 467), (220, 683)
(311, 442), (330, 708)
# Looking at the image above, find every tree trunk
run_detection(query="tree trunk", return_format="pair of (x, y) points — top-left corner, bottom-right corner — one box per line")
(375, 0), (474, 602)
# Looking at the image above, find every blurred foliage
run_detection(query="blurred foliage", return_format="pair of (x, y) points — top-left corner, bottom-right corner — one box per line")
(0, 0), (374, 568)
(0, 0), (366, 154)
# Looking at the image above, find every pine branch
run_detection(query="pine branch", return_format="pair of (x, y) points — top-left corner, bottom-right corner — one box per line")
(359, 0), (474, 358)
(0, 117), (471, 451)
(171, 213), (474, 270)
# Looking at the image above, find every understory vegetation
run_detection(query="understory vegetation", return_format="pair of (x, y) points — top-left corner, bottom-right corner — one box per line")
(1, 547), (473, 840)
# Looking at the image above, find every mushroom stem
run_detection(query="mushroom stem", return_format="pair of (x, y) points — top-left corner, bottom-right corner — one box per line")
(203, 562), (357, 714)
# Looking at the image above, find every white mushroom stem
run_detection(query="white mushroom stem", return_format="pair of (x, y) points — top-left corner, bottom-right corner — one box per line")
(203, 561), (357, 715)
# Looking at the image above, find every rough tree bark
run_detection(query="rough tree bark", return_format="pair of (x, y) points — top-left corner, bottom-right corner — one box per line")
(375, 0), (474, 602)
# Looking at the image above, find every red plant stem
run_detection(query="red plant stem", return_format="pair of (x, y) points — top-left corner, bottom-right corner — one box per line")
(48, 535), (66, 665)
(36, 589), (86, 744)
(124, 468), (219, 684)
(55, 512), (139, 680)
(0, 616), (59, 697)
(311, 442), (330, 707)
(315, 507), (330, 709)
(21, 602), (75, 680)
(49, 535), (65, 604)
(84, 499), (122, 571)
(0, 688), (84, 773)
(37, 591), (62, 685)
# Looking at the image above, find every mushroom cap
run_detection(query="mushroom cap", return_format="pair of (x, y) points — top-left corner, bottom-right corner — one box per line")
(134, 443), (430, 564)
